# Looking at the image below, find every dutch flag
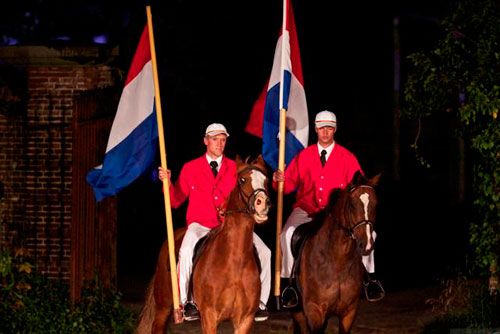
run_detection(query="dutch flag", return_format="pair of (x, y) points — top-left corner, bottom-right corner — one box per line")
(245, 0), (308, 170)
(87, 26), (158, 201)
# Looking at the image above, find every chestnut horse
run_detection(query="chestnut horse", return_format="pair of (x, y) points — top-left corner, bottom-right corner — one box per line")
(291, 171), (381, 334)
(137, 155), (270, 334)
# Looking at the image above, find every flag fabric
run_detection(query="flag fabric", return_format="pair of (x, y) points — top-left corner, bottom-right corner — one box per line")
(245, 0), (308, 170)
(87, 25), (158, 201)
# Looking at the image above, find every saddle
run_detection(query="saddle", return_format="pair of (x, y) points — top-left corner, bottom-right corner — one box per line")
(282, 212), (325, 309)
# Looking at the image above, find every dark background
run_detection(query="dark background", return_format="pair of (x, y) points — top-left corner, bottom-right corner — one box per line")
(1, 0), (470, 304)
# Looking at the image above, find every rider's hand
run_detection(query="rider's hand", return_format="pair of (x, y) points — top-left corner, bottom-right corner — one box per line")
(273, 169), (285, 183)
(158, 167), (171, 186)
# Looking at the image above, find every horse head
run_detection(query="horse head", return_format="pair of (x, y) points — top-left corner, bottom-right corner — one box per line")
(341, 171), (381, 255)
(234, 154), (271, 224)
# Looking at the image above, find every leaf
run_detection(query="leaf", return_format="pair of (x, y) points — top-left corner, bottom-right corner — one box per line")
(18, 262), (32, 274)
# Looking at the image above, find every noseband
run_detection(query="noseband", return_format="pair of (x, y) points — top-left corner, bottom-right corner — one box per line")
(227, 165), (269, 216)
(338, 185), (375, 240)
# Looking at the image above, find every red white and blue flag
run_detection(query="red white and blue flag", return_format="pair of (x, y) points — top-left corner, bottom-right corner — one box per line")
(245, 0), (308, 170)
(87, 26), (158, 201)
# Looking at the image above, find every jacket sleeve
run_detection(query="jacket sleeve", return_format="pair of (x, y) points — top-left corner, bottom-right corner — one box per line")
(170, 165), (190, 208)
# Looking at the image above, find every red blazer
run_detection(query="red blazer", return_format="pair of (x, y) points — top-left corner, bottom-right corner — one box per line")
(169, 155), (237, 229)
(275, 143), (362, 215)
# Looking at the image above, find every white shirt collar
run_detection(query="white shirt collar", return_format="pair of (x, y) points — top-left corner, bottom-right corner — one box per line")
(206, 154), (223, 171)
(317, 141), (335, 161)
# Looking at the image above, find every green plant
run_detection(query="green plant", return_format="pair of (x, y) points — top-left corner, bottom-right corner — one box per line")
(0, 247), (135, 333)
(403, 0), (500, 274)
(76, 280), (135, 333)
(424, 276), (499, 332)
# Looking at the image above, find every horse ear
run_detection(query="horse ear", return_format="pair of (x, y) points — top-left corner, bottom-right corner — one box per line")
(351, 170), (363, 185)
(369, 172), (382, 186)
(253, 154), (267, 174)
(235, 155), (244, 168)
(244, 156), (251, 164)
(254, 154), (265, 166)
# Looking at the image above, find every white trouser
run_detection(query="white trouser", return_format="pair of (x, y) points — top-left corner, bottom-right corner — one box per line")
(178, 222), (271, 306)
(280, 207), (376, 278)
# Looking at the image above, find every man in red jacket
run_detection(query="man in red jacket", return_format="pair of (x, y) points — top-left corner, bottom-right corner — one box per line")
(159, 123), (271, 321)
(273, 111), (382, 305)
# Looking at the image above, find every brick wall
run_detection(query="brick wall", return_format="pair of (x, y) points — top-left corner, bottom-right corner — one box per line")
(0, 46), (119, 280)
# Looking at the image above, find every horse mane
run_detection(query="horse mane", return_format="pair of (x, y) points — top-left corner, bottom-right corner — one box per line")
(303, 187), (342, 238)
(235, 154), (268, 176)
(321, 170), (380, 223)
(326, 188), (342, 214)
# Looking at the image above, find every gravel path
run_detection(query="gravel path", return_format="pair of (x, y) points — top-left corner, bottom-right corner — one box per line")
(125, 285), (440, 333)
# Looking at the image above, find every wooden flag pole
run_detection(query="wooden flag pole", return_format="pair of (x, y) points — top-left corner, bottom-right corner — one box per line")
(275, 0), (288, 309)
(146, 6), (183, 324)
(275, 107), (287, 308)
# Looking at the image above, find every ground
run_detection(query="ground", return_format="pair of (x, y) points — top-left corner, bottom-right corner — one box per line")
(124, 284), (440, 333)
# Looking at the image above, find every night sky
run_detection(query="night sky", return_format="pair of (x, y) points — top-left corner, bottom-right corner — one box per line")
(2, 0), (463, 297)
(1, 0), (451, 167)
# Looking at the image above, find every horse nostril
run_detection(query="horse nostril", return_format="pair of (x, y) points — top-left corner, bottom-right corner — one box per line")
(257, 199), (262, 205)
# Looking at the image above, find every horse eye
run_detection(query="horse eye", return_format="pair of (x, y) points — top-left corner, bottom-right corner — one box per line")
(240, 177), (246, 183)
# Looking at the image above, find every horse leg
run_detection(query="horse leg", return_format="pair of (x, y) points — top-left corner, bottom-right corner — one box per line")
(233, 314), (255, 334)
(304, 303), (327, 334)
(137, 277), (157, 334)
(152, 274), (172, 334)
(200, 310), (218, 334)
(151, 306), (169, 334)
(137, 272), (172, 334)
(339, 309), (357, 334)
(291, 310), (309, 334)
(310, 322), (328, 334)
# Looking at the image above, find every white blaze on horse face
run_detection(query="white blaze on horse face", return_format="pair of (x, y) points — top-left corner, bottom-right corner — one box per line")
(251, 169), (266, 193)
(359, 193), (370, 220)
(251, 169), (269, 222)
(359, 192), (373, 250)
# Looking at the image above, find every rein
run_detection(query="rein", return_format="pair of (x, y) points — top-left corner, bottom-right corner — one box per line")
(224, 165), (269, 216)
(337, 185), (375, 240)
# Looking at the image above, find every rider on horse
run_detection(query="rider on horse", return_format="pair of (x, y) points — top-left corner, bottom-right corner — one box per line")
(158, 123), (271, 321)
(273, 111), (384, 307)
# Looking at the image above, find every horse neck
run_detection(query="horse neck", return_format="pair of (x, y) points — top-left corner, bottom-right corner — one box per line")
(226, 185), (247, 215)
(320, 193), (356, 254)
(220, 188), (255, 247)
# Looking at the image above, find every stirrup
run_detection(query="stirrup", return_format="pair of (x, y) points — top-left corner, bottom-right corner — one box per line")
(363, 279), (385, 302)
(281, 284), (299, 309)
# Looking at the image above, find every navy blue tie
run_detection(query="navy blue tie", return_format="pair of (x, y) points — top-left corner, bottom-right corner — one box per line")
(210, 161), (218, 178)
(320, 150), (327, 167)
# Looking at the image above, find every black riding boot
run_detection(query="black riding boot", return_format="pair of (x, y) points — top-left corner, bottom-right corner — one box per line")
(363, 272), (385, 302)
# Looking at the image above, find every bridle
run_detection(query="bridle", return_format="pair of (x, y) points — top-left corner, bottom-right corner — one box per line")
(337, 185), (375, 240)
(225, 165), (269, 216)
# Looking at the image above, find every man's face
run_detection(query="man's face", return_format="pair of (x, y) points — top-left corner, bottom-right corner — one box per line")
(315, 126), (336, 147)
(204, 134), (227, 158)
